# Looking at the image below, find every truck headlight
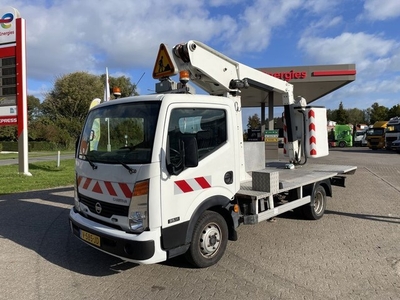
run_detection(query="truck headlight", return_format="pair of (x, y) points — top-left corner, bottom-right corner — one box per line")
(128, 180), (149, 233)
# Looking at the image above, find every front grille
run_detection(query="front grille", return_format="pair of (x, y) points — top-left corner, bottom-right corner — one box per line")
(370, 139), (379, 146)
(79, 194), (129, 218)
(386, 137), (397, 143)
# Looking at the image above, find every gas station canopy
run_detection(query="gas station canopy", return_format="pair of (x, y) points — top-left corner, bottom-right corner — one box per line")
(240, 64), (356, 107)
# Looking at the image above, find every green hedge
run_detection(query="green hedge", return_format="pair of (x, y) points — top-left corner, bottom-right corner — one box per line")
(0, 141), (73, 152)
(0, 141), (18, 151)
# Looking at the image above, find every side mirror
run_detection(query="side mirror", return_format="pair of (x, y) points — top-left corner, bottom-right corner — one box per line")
(166, 135), (198, 176)
(181, 135), (198, 168)
(89, 130), (95, 141)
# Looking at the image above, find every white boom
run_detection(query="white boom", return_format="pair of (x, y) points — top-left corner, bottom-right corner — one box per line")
(169, 40), (303, 164)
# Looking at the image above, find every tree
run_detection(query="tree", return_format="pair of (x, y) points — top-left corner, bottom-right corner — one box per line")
(102, 75), (138, 98)
(247, 114), (261, 129)
(42, 72), (103, 123)
(327, 109), (336, 121)
(388, 104), (400, 119)
(336, 102), (348, 124)
(0, 126), (17, 141)
(27, 95), (42, 121)
(347, 108), (367, 125)
(368, 102), (388, 123)
(38, 71), (139, 147)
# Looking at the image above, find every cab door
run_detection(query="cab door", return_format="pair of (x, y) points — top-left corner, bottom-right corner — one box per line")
(159, 102), (238, 248)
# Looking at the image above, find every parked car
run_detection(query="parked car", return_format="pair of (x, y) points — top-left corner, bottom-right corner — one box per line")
(391, 139), (400, 153)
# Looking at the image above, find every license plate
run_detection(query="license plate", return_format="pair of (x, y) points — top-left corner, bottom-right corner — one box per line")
(80, 230), (101, 247)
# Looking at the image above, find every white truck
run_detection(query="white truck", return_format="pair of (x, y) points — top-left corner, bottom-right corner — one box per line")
(69, 40), (357, 268)
(385, 116), (400, 150)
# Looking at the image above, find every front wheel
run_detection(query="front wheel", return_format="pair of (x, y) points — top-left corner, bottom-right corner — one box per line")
(302, 185), (327, 220)
(185, 211), (228, 268)
(339, 141), (346, 148)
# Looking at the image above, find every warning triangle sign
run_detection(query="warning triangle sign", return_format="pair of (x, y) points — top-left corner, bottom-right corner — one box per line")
(152, 43), (178, 79)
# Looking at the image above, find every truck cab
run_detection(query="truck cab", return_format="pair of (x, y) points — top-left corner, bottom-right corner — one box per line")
(70, 93), (242, 266)
(367, 121), (388, 150)
(334, 124), (353, 148)
(354, 129), (367, 147)
(385, 117), (400, 150)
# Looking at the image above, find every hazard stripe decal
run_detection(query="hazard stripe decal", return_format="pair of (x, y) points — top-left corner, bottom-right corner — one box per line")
(195, 177), (211, 189)
(174, 176), (212, 194)
(104, 181), (117, 196)
(77, 176), (133, 200)
(92, 182), (102, 194)
(82, 178), (91, 190)
(119, 183), (133, 198)
(175, 180), (194, 193)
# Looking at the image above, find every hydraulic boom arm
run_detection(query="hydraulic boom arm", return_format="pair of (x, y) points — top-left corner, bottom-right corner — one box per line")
(172, 40), (295, 106)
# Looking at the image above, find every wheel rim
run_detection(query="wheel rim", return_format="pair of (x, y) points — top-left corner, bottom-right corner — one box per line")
(199, 222), (222, 258)
(314, 190), (324, 215)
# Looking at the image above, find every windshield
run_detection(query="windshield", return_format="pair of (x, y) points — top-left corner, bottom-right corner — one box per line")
(78, 101), (161, 164)
(367, 128), (385, 136)
(386, 124), (400, 133)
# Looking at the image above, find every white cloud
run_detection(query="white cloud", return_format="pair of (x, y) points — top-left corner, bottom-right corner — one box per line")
(303, 0), (341, 14)
(298, 32), (397, 73)
(12, 0), (242, 81)
(363, 0), (400, 20)
(223, 0), (303, 53)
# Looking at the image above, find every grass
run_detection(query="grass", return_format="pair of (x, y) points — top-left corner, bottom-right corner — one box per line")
(0, 159), (75, 195)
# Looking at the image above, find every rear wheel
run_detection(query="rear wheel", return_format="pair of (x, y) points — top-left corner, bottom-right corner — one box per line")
(185, 211), (228, 268)
(302, 185), (327, 220)
(339, 141), (346, 148)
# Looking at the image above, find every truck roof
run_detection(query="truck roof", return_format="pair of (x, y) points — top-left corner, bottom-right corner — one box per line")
(92, 93), (231, 109)
(373, 121), (388, 127)
(387, 116), (400, 125)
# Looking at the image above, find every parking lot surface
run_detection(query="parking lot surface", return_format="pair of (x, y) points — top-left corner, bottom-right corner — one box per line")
(0, 147), (399, 300)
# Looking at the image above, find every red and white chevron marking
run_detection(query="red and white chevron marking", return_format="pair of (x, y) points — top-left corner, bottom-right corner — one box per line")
(78, 176), (133, 199)
(174, 176), (212, 194)
(308, 109), (317, 156)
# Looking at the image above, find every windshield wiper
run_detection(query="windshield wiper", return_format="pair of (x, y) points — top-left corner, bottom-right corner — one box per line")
(117, 160), (136, 174)
(82, 154), (98, 170)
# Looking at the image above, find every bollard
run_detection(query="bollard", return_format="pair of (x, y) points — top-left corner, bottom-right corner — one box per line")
(57, 151), (60, 167)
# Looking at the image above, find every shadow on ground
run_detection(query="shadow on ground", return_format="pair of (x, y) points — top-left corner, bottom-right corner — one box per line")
(0, 187), (138, 276)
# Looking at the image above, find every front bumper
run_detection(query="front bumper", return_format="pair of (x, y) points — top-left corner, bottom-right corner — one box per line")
(392, 144), (400, 151)
(69, 208), (166, 264)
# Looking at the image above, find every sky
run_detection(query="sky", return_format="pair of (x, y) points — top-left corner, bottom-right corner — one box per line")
(2, 0), (400, 123)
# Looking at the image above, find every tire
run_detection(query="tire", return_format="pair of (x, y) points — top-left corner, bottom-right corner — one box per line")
(185, 210), (228, 268)
(339, 141), (346, 148)
(302, 185), (327, 220)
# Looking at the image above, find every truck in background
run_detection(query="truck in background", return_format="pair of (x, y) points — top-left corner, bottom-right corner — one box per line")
(366, 121), (388, 150)
(69, 40), (357, 268)
(333, 124), (353, 148)
(354, 128), (368, 147)
(385, 117), (400, 150)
